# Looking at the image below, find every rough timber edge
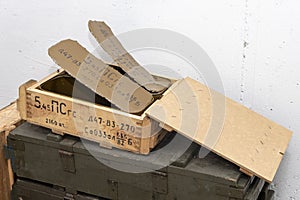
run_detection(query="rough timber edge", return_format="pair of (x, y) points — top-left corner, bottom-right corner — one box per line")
(25, 68), (146, 121)
(0, 101), (22, 200)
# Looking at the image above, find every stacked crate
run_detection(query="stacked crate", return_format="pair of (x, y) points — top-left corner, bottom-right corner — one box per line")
(7, 122), (274, 200)
(3, 21), (291, 199)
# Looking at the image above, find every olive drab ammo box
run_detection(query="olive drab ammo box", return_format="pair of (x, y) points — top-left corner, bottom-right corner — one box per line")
(7, 122), (274, 200)
(11, 178), (106, 200)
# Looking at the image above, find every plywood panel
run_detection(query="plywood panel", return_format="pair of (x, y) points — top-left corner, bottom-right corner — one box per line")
(146, 77), (292, 182)
(48, 39), (154, 113)
(88, 20), (171, 93)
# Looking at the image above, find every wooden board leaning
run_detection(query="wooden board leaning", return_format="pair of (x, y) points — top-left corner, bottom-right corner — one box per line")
(146, 77), (293, 183)
(0, 102), (22, 200)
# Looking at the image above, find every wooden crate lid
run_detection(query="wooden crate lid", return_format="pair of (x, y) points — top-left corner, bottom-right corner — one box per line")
(48, 21), (172, 114)
(88, 20), (171, 93)
(145, 77), (292, 183)
(48, 39), (154, 114)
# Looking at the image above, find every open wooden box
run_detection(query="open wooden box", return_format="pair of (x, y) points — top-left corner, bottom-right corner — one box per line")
(17, 67), (293, 183)
(17, 68), (173, 154)
(16, 20), (292, 183)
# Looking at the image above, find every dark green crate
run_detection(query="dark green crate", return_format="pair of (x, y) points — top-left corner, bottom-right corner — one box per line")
(11, 178), (106, 200)
(7, 122), (272, 200)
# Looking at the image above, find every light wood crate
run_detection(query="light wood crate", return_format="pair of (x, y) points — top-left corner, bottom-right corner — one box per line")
(17, 69), (171, 154)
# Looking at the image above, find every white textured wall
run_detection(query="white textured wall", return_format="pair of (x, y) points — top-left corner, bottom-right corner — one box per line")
(0, 1), (299, 199)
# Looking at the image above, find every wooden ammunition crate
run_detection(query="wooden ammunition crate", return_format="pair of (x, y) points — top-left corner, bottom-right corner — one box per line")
(17, 67), (292, 183)
(17, 69), (170, 154)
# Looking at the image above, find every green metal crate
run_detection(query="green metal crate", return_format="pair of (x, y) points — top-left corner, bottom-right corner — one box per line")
(7, 122), (273, 200)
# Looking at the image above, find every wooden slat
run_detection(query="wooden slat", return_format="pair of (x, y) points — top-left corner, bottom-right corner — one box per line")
(48, 39), (154, 114)
(0, 102), (21, 132)
(88, 20), (171, 93)
(146, 77), (292, 183)
(0, 102), (21, 200)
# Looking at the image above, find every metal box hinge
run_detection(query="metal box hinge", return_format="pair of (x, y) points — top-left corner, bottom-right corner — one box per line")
(64, 193), (74, 200)
(3, 145), (17, 171)
(151, 171), (168, 194)
(3, 145), (13, 160)
(59, 150), (76, 173)
(47, 133), (63, 142)
(108, 179), (118, 199)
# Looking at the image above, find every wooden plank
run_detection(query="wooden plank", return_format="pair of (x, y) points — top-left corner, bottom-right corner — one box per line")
(146, 77), (292, 183)
(0, 102), (21, 132)
(22, 88), (149, 154)
(0, 102), (22, 200)
(88, 20), (171, 93)
(48, 39), (154, 114)
(17, 79), (37, 120)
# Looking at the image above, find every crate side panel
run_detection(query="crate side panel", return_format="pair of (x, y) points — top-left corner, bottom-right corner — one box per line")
(25, 89), (147, 153)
